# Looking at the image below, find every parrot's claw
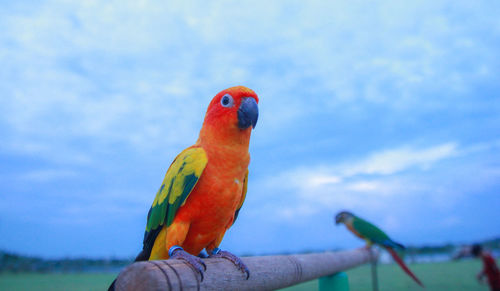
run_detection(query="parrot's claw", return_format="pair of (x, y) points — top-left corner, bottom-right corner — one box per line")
(169, 246), (207, 281)
(209, 248), (250, 279)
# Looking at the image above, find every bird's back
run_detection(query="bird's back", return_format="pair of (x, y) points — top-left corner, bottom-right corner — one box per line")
(352, 216), (391, 244)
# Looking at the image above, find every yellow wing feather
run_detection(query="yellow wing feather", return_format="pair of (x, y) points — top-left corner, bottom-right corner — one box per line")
(146, 147), (207, 232)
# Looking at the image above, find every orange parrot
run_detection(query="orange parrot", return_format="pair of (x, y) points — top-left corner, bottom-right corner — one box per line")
(109, 86), (258, 290)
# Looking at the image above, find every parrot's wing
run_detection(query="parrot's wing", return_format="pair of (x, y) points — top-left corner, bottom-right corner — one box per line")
(381, 239), (406, 250)
(142, 147), (208, 254)
(232, 170), (248, 225)
(352, 216), (391, 244)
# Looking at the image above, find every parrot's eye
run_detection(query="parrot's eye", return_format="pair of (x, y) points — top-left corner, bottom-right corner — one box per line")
(220, 94), (234, 108)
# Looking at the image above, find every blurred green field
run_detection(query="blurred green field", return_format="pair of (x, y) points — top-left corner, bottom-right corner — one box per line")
(0, 273), (116, 291)
(0, 259), (494, 291)
(282, 259), (492, 291)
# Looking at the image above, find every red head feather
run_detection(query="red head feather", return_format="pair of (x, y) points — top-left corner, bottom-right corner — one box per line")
(199, 86), (259, 147)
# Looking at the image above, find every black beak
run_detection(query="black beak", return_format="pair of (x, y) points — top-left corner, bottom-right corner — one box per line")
(335, 215), (342, 225)
(238, 97), (258, 129)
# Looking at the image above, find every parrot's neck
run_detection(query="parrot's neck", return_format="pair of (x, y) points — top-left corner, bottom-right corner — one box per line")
(197, 123), (252, 153)
(196, 124), (252, 175)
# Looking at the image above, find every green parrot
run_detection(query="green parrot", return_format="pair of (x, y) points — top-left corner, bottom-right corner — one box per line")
(335, 211), (424, 287)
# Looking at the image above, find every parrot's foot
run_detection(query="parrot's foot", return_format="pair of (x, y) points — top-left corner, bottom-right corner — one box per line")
(209, 248), (250, 279)
(169, 246), (207, 281)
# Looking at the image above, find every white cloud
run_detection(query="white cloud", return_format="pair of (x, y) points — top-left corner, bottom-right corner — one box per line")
(308, 175), (342, 187)
(295, 143), (458, 190)
(256, 140), (500, 233)
(260, 142), (461, 221)
(1, 1), (500, 256)
(345, 181), (381, 192)
(340, 143), (458, 176)
(2, 1), (498, 164)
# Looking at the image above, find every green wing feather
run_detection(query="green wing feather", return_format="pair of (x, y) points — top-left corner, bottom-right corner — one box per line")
(352, 215), (391, 244)
(142, 147), (207, 252)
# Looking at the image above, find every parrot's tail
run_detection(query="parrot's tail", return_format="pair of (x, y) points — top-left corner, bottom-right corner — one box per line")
(107, 250), (148, 291)
(107, 279), (116, 291)
(386, 247), (425, 287)
(134, 249), (150, 262)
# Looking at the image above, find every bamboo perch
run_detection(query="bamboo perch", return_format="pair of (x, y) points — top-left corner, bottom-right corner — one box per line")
(114, 248), (374, 291)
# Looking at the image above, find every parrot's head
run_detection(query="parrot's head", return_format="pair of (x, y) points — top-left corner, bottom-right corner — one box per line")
(335, 211), (354, 225)
(200, 86), (259, 144)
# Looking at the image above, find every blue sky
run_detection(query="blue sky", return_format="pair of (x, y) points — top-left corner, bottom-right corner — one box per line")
(1, 1), (499, 258)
